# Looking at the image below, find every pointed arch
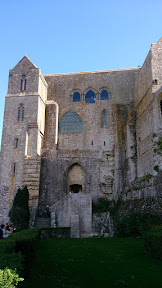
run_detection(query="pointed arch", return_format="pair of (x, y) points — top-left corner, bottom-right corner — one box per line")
(67, 162), (85, 194)
(100, 88), (109, 100)
(72, 91), (81, 102)
(85, 89), (96, 103)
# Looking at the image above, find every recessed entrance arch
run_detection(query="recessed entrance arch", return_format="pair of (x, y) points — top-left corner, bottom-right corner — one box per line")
(67, 163), (85, 194)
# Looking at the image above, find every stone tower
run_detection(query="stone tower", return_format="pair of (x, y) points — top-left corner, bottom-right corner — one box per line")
(0, 56), (47, 223)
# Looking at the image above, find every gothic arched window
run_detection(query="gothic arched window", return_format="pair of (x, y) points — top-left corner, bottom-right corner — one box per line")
(18, 103), (24, 121)
(73, 92), (81, 102)
(100, 89), (109, 100)
(102, 111), (107, 128)
(59, 111), (83, 133)
(85, 90), (96, 103)
(21, 75), (26, 91)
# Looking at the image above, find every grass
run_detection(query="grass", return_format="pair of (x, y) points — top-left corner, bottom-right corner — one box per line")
(22, 238), (162, 288)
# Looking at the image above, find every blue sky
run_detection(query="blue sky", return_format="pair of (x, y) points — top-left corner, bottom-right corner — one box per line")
(0, 0), (161, 147)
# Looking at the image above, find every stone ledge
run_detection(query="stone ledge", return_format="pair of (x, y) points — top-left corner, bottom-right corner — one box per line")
(40, 227), (71, 239)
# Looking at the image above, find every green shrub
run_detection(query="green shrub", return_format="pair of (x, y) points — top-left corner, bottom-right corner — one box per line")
(92, 198), (110, 214)
(115, 211), (161, 237)
(9, 186), (29, 231)
(0, 268), (24, 288)
(0, 240), (24, 274)
(8, 228), (41, 276)
(144, 230), (162, 260)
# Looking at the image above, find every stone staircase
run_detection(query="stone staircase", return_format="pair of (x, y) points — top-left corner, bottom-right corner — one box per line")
(23, 156), (41, 209)
(34, 216), (51, 228)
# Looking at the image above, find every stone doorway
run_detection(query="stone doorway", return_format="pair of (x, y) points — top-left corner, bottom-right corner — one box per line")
(67, 163), (85, 194)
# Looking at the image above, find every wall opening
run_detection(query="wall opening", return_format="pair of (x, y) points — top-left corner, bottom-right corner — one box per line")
(67, 163), (85, 194)
(160, 100), (162, 115)
(70, 184), (82, 193)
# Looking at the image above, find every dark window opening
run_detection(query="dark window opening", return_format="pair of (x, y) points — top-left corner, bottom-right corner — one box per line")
(18, 107), (21, 121)
(160, 100), (162, 115)
(91, 141), (93, 145)
(15, 138), (18, 148)
(152, 79), (158, 85)
(70, 184), (82, 193)
(100, 90), (109, 100)
(104, 141), (106, 146)
(73, 92), (80, 102)
(21, 75), (26, 91)
(85, 90), (96, 103)
(13, 163), (16, 176)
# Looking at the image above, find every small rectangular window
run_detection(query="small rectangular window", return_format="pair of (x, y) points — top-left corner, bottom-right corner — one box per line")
(15, 138), (18, 148)
(13, 163), (16, 176)
(104, 141), (106, 146)
(160, 100), (162, 115)
(91, 141), (93, 145)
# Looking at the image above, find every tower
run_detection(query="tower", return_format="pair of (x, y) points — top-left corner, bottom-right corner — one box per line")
(0, 56), (47, 223)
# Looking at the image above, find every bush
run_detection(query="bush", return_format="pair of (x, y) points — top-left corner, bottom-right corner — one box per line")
(92, 198), (111, 214)
(115, 211), (161, 237)
(8, 228), (41, 276)
(0, 228), (41, 278)
(0, 240), (24, 274)
(9, 186), (29, 231)
(144, 230), (162, 261)
(0, 268), (24, 288)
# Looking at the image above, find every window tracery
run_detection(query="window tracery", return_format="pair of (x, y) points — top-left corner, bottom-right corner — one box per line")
(59, 111), (83, 133)
(18, 103), (24, 121)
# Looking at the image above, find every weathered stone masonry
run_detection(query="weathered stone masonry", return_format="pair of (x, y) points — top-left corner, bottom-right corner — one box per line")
(0, 38), (161, 237)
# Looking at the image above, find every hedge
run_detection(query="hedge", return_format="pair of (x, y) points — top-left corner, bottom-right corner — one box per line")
(144, 229), (162, 261)
(114, 211), (161, 237)
(0, 228), (41, 277)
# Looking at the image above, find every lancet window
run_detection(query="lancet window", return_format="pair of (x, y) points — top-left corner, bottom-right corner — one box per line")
(18, 103), (24, 121)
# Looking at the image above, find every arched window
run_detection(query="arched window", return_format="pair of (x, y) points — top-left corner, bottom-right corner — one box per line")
(85, 90), (96, 103)
(100, 89), (109, 100)
(102, 111), (107, 128)
(21, 75), (26, 91)
(59, 111), (83, 133)
(18, 103), (24, 121)
(73, 92), (81, 102)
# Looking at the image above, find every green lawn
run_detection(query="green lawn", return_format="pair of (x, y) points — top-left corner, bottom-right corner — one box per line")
(22, 238), (162, 288)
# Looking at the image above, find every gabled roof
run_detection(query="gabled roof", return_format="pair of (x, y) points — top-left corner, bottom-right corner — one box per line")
(12, 55), (38, 70)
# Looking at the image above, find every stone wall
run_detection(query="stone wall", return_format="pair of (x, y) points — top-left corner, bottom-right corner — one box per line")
(134, 38), (162, 178)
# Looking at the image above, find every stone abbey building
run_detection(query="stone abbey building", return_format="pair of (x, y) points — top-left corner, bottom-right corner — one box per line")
(0, 38), (161, 236)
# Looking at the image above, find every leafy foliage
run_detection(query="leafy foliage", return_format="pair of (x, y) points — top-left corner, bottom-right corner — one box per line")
(9, 186), (29, 231)
(0, 268), (24, 288)
(115, 211), (162, 237)
(8, 228), (41, 277)
(0, 240), (24, 274)
(144, 229), (162, 261)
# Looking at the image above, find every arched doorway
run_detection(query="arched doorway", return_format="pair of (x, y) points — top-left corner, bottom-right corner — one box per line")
(67, 163), (85, 194)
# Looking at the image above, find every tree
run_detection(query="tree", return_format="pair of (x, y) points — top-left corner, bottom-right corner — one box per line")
(9, 186), (29, 231)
